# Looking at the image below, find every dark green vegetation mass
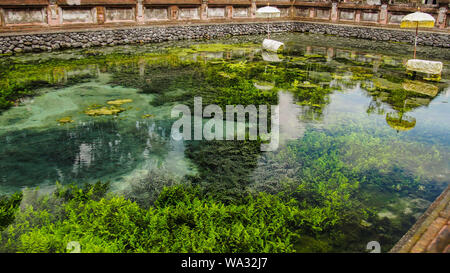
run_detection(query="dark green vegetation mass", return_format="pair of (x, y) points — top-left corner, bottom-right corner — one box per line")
(0, 183), (302, 253)
(0, 33), (449, 253)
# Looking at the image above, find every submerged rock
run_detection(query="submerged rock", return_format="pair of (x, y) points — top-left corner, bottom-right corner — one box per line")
(57, 116), (74, 124)
(378, 210), (398, 220)
(85, 106), (125, 116)
(84, 99), (133, 116)
(106, 99), (133, 106)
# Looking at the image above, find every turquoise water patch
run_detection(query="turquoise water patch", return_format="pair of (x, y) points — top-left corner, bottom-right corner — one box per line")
(0, 74), (196, 194)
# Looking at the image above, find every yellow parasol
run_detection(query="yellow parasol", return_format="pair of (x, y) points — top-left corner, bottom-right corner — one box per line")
(401, 10), (435, 59)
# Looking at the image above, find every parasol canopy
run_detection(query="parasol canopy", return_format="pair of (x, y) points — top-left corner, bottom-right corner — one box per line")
(401, 11), (435, 59)
(256, 6), (281, 18)
(400, 12), (435, 28)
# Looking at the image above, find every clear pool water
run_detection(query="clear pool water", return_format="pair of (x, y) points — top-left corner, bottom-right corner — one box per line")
(0, 33), (449, 252)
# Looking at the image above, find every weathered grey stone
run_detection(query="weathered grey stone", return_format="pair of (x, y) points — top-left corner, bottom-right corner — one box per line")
(0, 22), (448, 56)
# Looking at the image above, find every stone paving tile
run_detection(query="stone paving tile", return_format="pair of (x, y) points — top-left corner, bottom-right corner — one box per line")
(444, 244), (450, 253)
(426, 224), (449, 253)
(411, 217), (447, 253)
(439, 202), (449, 219)
(391, 186), (450, 253)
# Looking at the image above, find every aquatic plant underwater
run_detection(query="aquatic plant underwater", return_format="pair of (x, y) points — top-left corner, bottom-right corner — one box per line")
(0, 33), (449, 253)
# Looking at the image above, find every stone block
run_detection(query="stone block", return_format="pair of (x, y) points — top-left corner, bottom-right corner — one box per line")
(406, 59), (443, 75)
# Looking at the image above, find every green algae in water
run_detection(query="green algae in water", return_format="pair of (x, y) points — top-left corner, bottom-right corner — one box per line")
(84, 106), (126, 116)
(57, 116), (74, 124)
(106, 99), (133, 106)
(0, 33), (449, 253)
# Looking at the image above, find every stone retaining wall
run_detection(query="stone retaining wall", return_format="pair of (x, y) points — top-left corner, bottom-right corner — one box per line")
(0, 21), (449, 55)
(296, 21), (450, 48)
(0, 1), (449, 30)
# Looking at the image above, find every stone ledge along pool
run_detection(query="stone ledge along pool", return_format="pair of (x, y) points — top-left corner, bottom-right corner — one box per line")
(0, 32), (449, 253)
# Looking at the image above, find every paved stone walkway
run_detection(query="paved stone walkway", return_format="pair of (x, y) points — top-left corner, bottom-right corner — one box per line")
(391, 185), (449, 253)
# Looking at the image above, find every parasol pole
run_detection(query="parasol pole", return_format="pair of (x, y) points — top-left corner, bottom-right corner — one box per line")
(414, 21), (418, 59)
(267, 3), (270, 39)
(413, 6), (420, 59)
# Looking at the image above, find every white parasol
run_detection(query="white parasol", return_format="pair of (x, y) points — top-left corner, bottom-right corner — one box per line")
(401, 11), (435, 59)
(256, 5), (281, 39)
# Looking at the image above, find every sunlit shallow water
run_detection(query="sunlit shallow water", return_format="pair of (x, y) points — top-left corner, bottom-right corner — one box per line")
(0, 33), (449, 252)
